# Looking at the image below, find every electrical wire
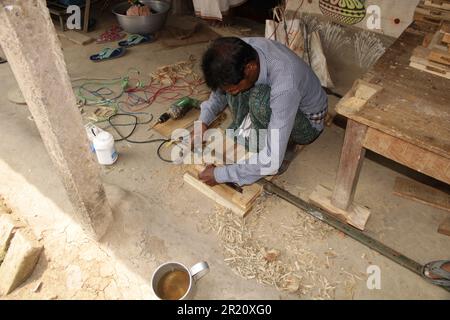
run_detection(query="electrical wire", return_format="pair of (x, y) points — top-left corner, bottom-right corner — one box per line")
(106, 113), (185, 163)
(72, 66), (207, 163)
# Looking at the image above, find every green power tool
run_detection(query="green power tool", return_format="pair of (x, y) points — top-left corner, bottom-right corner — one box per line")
(156, 96), (201, 125)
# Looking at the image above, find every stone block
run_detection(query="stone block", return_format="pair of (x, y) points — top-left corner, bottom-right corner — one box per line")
(0, 229), (42, 295)
(0, 214), (18, 263)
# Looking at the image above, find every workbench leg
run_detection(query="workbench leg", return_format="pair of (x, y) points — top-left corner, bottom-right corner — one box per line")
(83, 0), (91, 33)
(0, 1), (113, 239)
(331, 119), (368, 210)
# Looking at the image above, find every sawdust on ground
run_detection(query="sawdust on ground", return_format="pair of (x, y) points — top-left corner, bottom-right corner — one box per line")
(195, 189), (365, 299)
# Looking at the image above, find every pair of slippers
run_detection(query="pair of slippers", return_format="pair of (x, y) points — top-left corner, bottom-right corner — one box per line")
(90, 33), (155, 62)
(422, 260), (450, 288)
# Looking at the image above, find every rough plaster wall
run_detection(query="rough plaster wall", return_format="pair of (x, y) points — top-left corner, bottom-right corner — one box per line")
(286, 0), (421, 38)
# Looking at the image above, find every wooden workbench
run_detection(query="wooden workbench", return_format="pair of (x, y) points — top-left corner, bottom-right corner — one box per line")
(312, 22), (450, 234)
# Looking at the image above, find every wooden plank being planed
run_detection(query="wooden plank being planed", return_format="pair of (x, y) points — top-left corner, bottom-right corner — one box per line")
(184, 171), (255, 217)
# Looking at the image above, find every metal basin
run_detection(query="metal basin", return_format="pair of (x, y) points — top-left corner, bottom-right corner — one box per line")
(112, 0), (170, 35)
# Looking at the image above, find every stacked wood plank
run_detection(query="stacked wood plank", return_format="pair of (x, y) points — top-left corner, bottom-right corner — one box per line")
(414, 0), (450, 25)
(410, 21), (450, 78)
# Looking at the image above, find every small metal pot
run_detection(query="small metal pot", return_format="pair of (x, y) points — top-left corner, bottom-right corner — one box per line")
(112, 0), (170, 35)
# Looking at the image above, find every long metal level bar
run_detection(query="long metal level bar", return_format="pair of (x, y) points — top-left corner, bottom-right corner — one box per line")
(259, 179), (450, 293)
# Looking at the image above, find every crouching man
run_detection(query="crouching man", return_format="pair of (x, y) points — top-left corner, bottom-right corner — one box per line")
(194, 37), (328, 186)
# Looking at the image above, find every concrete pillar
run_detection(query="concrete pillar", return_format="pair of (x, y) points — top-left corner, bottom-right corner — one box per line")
(0, 0), (113, 239)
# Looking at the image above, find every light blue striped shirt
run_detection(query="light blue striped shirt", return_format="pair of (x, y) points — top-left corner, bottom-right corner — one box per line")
(199, 37), (328, 185)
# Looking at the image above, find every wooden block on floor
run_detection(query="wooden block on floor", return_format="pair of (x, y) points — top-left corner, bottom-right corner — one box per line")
(438, 216), (450, 236)
(309, 185), (371, 230)
(184, 171), (261, 217)
(392, 177), (450, 212)
(58, 30), (94, 45)
(0, 229), (42, 295)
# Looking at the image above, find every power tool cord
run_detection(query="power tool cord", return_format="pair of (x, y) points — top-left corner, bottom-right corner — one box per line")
(107, 113), (175, 163)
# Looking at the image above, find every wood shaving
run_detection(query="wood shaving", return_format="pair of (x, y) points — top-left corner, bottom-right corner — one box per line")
(149, 55), (208, 98)
(209, 199), (340, 299)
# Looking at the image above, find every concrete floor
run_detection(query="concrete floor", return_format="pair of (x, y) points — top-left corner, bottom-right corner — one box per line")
(0, 12), (449, 300)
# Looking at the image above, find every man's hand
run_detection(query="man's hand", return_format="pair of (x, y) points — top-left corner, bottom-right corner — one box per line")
(199, 164), (218, 186)
(189, 122), (208, 151)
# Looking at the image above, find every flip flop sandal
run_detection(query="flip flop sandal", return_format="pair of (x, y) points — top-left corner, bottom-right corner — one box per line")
(0, 57), (7, 64)
(118, 34), (155, 48)
(422, 260), (450, 287)
(90, 47), (126, 62)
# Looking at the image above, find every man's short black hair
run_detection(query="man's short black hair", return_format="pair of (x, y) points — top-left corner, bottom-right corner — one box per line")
(201, 37), (258, 91)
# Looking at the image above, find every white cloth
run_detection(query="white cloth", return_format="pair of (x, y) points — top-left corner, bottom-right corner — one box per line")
(236, 113), (253, 139)
(193, 0), (247, 20)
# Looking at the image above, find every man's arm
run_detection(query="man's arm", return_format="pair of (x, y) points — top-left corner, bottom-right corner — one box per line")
(199, 90), (228, 125)
(213, 89), (301, 186)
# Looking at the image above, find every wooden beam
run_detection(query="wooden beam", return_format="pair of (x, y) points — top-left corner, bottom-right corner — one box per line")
(363, 128), (450, 185)
(393, 177), (450, 213)
(331, 120), (368, 210)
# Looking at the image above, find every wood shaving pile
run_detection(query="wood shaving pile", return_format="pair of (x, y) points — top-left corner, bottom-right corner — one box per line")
(208, 196), (343, 299)
(149, 55), (203, 87)
(208, 205), (301, 293)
